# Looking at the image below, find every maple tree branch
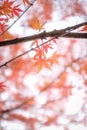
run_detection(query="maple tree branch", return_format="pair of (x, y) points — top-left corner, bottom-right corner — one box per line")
(0, 21), (87, 68)
(0, 21), (87, 47)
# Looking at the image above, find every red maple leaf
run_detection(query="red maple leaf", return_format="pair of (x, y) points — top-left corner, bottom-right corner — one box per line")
(0, 82), (6, 92)
(12, 5), (23, 17)
(81, 25), (87, 31)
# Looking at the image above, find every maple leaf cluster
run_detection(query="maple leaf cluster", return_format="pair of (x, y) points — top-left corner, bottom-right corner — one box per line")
(0, 0), (23, 33)
(30, 38), (62, 72)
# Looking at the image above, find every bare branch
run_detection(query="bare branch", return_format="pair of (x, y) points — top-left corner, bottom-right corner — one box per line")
(0, 22), (87, 47)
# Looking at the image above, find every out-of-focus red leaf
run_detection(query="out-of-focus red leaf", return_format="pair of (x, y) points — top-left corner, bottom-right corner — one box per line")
(45, 116), (57, 125)
(0, 82), (6, 92)
(23, 0), (30, 5)
(0, 18), (8, 22)
(81, 25), (87, 31)
(48, 52), (62, 66)
(0, 23), (7, 33)
(61, 86), (72, 97)
(70, 39), (76, 44)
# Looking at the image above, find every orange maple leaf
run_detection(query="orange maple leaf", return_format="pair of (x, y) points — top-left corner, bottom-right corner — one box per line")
(33, 50), (51, 72)
(48, 52), (61, 66)
(33, 58), (51, 72)
(0, 0), (14, 17)
(29, 16), (46, 30)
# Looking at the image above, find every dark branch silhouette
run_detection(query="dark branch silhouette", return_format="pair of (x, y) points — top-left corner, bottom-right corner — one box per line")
(0, 21), (87, 47)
